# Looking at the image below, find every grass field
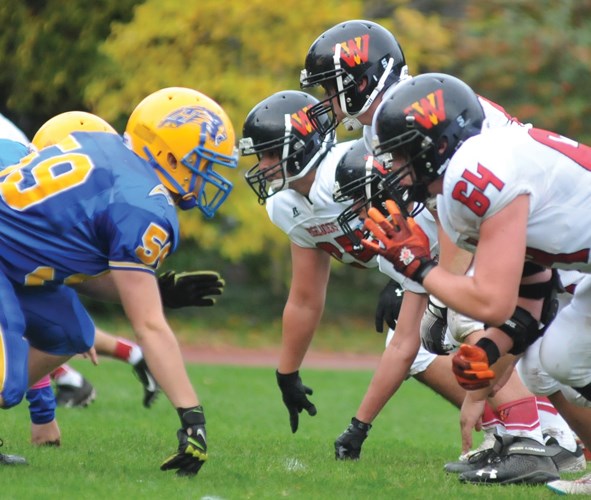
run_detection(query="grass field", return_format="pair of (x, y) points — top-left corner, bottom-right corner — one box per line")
(1, 358), (575, 499)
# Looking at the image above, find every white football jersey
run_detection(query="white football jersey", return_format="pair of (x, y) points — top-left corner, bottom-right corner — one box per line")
(438, 126), (591, 272)
(266, 141), (378, 269)
(0, 113), (29, 145)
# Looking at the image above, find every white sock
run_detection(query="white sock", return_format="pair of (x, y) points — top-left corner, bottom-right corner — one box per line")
(128, 345), (143, 365)
(538, 397), (577, 452)
(55, 368), (83, 388)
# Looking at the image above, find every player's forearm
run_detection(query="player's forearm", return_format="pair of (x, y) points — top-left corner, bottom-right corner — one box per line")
(278, 301), (323, 373)
(355, 341), (416, 423)
(136, 325), (198, 408)
(423, 266), (517, 326)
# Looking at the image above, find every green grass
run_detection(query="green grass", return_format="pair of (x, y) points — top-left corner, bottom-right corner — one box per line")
(1, 360), (574, 499)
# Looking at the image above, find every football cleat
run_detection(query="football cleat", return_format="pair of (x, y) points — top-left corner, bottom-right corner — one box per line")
(0, 439), (27, 465)
(55, 377), (96, 408)
(444, 432), (497, 473)
(444, 447), (498, 474)
(544, 437), (587, 473)
(0, 453), (27, 465)
(458, 435), (559, 485)
(547, 472), (591, 495)
(132, 358), (160, 408)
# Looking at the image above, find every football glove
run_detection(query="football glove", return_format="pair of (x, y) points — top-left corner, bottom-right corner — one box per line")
(276, 370), (317, 433)
(158, 270), (224, 308)
(335, 417), (372, 460)
(375, 279), (404, 333)
(420, 296), (451, 355)
(452, 344), (496, 390)
(161, 406), (207, 477)
(362, 200), (436, 284)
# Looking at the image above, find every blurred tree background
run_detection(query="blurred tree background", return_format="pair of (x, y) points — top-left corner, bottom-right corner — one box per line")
(0, 0), (590, 332)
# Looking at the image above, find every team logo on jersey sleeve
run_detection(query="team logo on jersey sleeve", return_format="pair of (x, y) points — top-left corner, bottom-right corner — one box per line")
(159, 106), (227, 146)
(404, 89), (446, 129)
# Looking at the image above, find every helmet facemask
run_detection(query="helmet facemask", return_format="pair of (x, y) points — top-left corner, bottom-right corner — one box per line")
(374, 126), (437, 217)
(334, 152), (391, 248)
(376, 113), (481, 216)
(141, 120), (238, 218)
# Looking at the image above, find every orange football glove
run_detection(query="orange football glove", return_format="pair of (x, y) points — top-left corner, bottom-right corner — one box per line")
(452, 344), (496, 390)
(361, 200), (435, 283)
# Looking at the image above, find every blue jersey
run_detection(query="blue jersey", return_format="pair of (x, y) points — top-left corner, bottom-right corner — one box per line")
(0, 131), (179, 286)
(0, 138), (29, 168)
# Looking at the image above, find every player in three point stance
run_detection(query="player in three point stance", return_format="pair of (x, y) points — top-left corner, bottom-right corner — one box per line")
(0, 87), (237, 476)
(364, 72), (591, 489)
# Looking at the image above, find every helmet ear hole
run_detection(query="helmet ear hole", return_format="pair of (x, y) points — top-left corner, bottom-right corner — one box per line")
(167, 152), (178, 170)
(436, 137), (448, 155)
(357, 77), (369, 93)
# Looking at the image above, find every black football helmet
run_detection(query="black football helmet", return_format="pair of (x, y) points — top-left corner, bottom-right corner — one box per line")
(300, 20), (407, 136)
(333, 139), (392, 246)
(240, 90), (335, 204)
(373, 73), (485, 210)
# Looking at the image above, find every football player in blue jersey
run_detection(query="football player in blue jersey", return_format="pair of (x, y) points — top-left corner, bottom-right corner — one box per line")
(31, 111), (226, 413)
(0, 112), (227, 455)
(0, 87), (238, 476)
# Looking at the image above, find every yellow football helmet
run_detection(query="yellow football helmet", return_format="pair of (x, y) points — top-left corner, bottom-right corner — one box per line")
(32, 111), (117, 149)
(124, 87), (238, 218)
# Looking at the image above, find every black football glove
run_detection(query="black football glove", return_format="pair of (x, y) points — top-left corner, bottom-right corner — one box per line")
(161, 406), (207, 477)
(158, 270), (224, 309)
(420, 296), (452, 355)
(276, 370), (317, 433)
(335, 417), (372, 460)
(375, 279), (404, 333)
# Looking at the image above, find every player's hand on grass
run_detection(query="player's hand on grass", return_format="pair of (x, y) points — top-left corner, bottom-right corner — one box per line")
(452, 344), (495, 390)
(158, 270), (224, 308)
(161, 406), (207, 477)
(374, 279), (404, 333)
(335, 417), (372, 460)
(460, 392), (486, 454)
(276, 370), (317, 433)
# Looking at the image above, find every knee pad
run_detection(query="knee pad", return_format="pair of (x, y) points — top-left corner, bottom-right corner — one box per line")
(518, 268), (563, 328)
(2, 385), (26, 409)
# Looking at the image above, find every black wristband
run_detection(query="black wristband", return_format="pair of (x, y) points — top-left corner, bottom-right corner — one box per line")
(412, 259), (437, 285)
(351, 417), (372, 432)
(177, 405), (206, 428)
(475, 338), (501, 366)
